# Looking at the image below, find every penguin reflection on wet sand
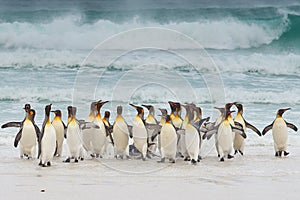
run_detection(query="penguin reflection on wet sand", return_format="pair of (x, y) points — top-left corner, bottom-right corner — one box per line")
(262, 108), (298, 157)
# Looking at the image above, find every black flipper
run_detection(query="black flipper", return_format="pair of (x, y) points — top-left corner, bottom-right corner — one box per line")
(54, 141), (58, 156)
(232, 125), (247, 139)
(34, 124), (41, 142)
(1, 121), (22, 129)
(105, 125), (114, 146)
(234, 121), (244, 130)
(128, 125), (133, 138)
(285, 121), (298, 132)
(14, 128), (22, 148)
(244, 119), (262, 136)
(262, 121), (274, 136)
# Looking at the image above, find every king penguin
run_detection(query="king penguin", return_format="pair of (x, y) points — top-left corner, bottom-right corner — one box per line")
(51, 109), (66, 157)
(233, 103), (261, 155)
(65, 106), (83, 162)
(217, 109), (236, 162)
(184, 106), (200, 164)
(158, 114), (177, 163)
(1, 103), (31, 129)
(14, 108), (40, 159)
(130, 103), (148, 161)
(91, 100), (109, 158)
(262, 108), (298, 157)
(112, 106), (130, 159)
(39, 104), (57, 167)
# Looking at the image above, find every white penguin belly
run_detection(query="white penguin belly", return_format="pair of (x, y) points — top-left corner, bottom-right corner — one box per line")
(66, 124), (82, 157)
(91, 120), (107, 154)
(272, 119), (288, 151)
(160, 124), (177, 158)
(185, 124), (200, 160)
(41, 125), (56, 163)
(132, 118), (147, 154)
(218, 123), (233, 154)
(113, 120), (129, 154)
(52, 121), (64, 155)
(20, 121), (37, 156)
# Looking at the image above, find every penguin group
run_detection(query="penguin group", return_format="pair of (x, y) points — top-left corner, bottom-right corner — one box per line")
(1, 101), (298, 166)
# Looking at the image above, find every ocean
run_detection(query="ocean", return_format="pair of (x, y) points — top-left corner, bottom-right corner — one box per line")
(0, 0), (299, 150)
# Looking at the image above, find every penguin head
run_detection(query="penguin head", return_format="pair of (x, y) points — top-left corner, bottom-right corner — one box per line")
(225, 102), (236, 111)
(104, 111), (110, 119)
(67, 106), (73, 118)
(96, 100), (109, 112)
(51, 110), (62, 117)
(117, 106), (123, 115)
(234, 103), (244, 114)
(165, 115), (171, 123)
(45, 104), (52, 116)
(90, 102), (97, 112)
(26, 109), (36, 121)
(142, 104), (155, 115)
(168, 101), (180, 113)
(23, 104), (31, 111)
(277, 108), (291, 117)
(214, 107), (225, 115)
(225, 110), (235, 119)
(130, 104), (144, 119)
(158, 108), (168, 117)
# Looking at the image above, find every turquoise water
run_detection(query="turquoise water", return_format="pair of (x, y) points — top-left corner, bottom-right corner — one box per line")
(0, 0), (299, 146)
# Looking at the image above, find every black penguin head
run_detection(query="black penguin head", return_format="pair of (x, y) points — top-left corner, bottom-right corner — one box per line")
(234, 103), (244, 114)
(117, 106), (123, 115)
(158, 108), (167, 117)
(51, 110), (62, 117)
(142, 104), (155, 114)
(168, 101), (178, 112)
(277, 108), (291, 117)
(104, 111), (110, 119)
(165, 115), (171, 123)
(45, 104), (52, 116)
(130, 104), (144, 119)
(96, 100), (109, 112)
(67, 106), (73, 118)
(225, 102), (236, 111)
(23, 104), (31, 111)
(225, 110), (235, 119)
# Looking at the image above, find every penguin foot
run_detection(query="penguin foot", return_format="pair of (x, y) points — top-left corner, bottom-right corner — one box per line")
(142, 157), (146, 161)
(284, 151), (289, 156)
(42, 163), (47, 167)
(184, 157), (191, 161)
(238, 150), (244, 156)
(157, 158), (165, 163)
(126, 155), (131, 160)
(227, 154), (234, 159)
(64, 158), (71, 163)
(80, 157), (84, 161)
(234, 150), (238, 155)
(220, 157), (225, 162)
(169, 158), (175, 163)
(74, 158), (79, 163)
(217, 154), (220, 158)
(198, 155), (202, 160)
(197, 158), (201, 162)
(279, 151), (283, 157)
(146, 153), (152, 159)
(275, 152), (279, 157)
(38, 161), (43, 166)
(191, 159), (197, 165)
(47, 162), (51, 166)
(90, 154), (95, 158)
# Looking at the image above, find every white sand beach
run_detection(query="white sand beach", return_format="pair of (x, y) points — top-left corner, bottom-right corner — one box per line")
(1, 143), (300, 200)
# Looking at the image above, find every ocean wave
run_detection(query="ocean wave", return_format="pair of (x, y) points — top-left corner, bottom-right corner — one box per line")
(0, 12), (291, 50)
